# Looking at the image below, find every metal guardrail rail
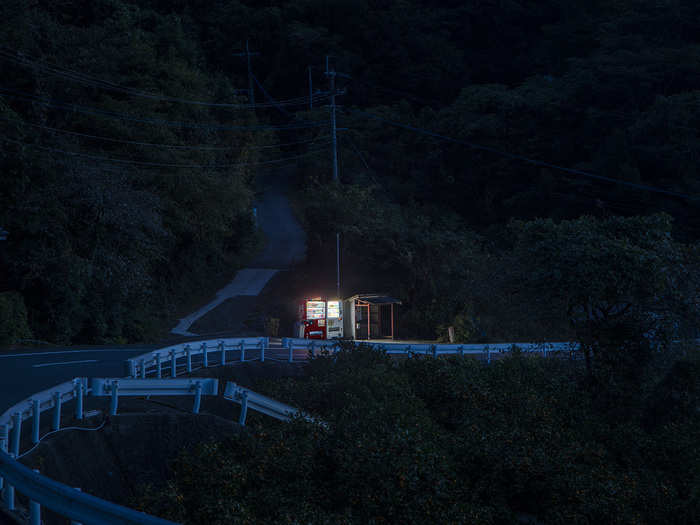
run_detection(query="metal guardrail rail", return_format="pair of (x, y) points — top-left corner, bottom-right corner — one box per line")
(0, 448), (175, 525)
(224, 381), (303, 425)
(91, 378), (219, 415)
(125, 337), (269, 378)
(0, 337), (266, 525)
(281, 338), (581, 363)
(0, 334), (582, 524)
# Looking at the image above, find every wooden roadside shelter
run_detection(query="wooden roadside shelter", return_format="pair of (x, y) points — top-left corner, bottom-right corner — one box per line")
(343, 294), (402, 340)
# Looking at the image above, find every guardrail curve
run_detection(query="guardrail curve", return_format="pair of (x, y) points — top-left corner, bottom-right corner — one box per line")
(0, 335), (582, 524)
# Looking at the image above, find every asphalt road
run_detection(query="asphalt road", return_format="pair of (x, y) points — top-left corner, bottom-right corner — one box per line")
(171, 171), (306, 336)
(1, 173), (308, 413)
(0, 346), (158, 414)
(251, 188), (306, 268)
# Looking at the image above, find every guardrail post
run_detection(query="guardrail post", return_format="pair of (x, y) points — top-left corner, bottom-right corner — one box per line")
(287, 340), (294, 363)
(4, 456), (14, 510)
(170, 350), (177, 378)
(10, 412), (21, 457)
(71, 488), (83, 525)
(110, 382), (119, 416)
(140, 358), (146, 379)
(32, 399), (40, 444)
(193, 383), (202, 414)
(155, 353), (162, 378)
(201, 342), (208, 368)
(542, 346), (548, 358)
(431, 344), (437, 358)
(219, 341), (226, 365)
(126, 359), (136, 378)
(29, 469), (41, 525)
(186, 345), (192, 373)
(486, 348), (491, 365)
(53, 392), (62, 431)
(240, 340), (245, 362)
(458, 346), (464, 357)
(0, 424), (7, 491)
(309, 340), (316, 357)
(75, 379), (84, 421)
(238, 391), (248, 426)
(260, 339), (265, 363)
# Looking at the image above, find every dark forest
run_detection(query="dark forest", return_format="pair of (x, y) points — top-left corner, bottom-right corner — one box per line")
(0, 2), (699, 523)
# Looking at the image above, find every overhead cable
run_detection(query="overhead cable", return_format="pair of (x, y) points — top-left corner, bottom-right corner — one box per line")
(350, 108), (698, 201)
(0, 115), (329, 151)
(0, 47), (331, 109)
(2, 136), (330, 169)
(0, 86), (327, 130)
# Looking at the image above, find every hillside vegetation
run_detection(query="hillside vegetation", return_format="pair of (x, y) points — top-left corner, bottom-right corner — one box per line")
(1, 0), (700, 346)
(136, 347), (700, 524)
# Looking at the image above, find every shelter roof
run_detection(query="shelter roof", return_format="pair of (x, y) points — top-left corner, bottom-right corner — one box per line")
(348, 294), (402, 305)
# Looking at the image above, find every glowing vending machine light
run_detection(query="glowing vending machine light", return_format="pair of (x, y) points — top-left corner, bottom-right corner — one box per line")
(297, 298), (344, 340)
(297, 299), (325, 339)
(326, 300), (343, 339)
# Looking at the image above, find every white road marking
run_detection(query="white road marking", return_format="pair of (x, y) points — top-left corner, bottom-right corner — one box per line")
(32, 359), (99, 368)
(0, 349), (150, 358)
(171, 268), (278, 336)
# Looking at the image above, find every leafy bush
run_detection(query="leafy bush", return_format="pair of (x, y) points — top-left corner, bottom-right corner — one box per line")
(141, 347), (700, 524)
(0, 291), (32, 345)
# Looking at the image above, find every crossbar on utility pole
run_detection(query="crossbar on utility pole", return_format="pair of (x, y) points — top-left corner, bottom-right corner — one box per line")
(233, 40), (260, 107)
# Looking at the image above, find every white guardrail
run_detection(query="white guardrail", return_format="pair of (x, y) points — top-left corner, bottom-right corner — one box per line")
(281, 338), (581, 363)
(0, 336), (267, 525)
(0, 334), (580, 524)
(225, 381), (303, 425)
(124, 337), (270, 379)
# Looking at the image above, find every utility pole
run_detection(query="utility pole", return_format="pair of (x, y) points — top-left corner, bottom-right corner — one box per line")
(325, 56), (341, 181)
(336, 230), (340, 300)
(308, 66), (313, 110)
(232, 40), (260, 107)
(324, 56), (350, 299)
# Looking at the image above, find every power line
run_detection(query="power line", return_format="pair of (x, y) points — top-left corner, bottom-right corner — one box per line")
(349, 108), (699, 201)
(0, 86), (327, 131)
(251, 72), (295, 119)
(0, 115), (330, 151)
(0, 47), (329, 109)
(352, 77), (443, 107)
(343, 134), (371, 172)
(1, 136), (330, 169)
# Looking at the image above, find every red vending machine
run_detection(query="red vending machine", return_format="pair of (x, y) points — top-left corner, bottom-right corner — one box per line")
(296, 298), (344, 339)
(298, 298), (327, 339)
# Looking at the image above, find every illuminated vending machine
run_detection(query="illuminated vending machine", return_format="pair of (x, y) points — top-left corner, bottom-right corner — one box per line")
(297, 298), (344, 339)
(326, 299), (344, 339)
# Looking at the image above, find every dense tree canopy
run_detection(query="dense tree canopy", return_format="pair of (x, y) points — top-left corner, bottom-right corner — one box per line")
(2, 0), (700, 345)
(1, 2), (698, 523)
(137, 348), (700, 524)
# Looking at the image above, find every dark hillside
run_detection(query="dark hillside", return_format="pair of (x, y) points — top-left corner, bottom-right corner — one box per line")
(2, 0), (700, 343)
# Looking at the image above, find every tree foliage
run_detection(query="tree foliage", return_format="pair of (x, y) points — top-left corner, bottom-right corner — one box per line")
(2, 0), (700, 348)
(138, 348), (700, 524)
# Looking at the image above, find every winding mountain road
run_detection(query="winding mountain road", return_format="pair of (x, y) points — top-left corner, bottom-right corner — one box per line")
(1, 173), (306, 414)
(0, 345), (157, 413)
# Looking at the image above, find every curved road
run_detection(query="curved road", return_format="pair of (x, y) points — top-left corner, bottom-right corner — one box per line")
(0, 345), (158, 414)
(1, 172), (307, 414)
